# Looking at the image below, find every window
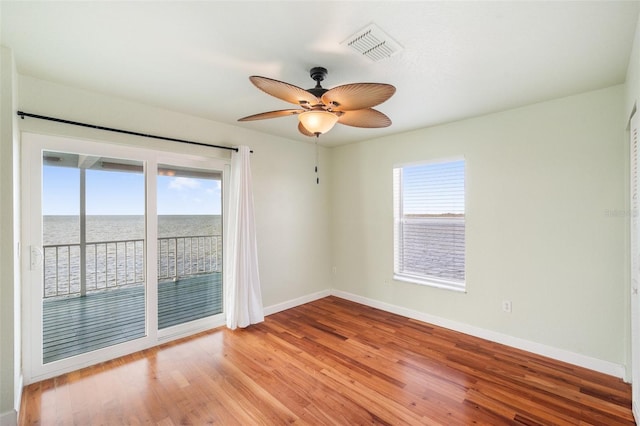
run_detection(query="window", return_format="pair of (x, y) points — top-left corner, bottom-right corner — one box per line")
(393, 159), (466, 291)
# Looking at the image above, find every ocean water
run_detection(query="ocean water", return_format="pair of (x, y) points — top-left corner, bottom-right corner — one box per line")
(44, 215), (221, 245)
(398, 218), (465, 282)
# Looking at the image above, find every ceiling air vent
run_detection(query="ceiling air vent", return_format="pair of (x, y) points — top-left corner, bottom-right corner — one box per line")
(342, 24), (402, 62)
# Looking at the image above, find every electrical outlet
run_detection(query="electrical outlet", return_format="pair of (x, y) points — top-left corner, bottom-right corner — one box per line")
(332, 266), (337, 275)
(502, 300), (512, 313)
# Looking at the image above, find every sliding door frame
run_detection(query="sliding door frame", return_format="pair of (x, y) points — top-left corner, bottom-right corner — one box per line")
(21, 132), (229, 384)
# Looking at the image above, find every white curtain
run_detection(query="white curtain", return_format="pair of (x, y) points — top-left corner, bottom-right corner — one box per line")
(225, 145), (264, 329)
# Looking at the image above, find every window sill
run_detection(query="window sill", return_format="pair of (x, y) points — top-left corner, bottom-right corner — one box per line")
(393, 273), (466, 293)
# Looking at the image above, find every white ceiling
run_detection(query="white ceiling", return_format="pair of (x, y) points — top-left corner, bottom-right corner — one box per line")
(2, 1), (639, 147)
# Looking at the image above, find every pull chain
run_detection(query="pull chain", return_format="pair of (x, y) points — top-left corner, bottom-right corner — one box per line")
(315, 135), (319, 184)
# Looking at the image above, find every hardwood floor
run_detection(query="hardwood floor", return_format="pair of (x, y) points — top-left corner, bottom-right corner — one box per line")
(20, 296), (634, 425)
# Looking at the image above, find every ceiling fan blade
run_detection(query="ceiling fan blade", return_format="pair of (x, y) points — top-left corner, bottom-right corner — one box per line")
(249, 76), (319, 106)
(298, 122), (315, 137)
(238, 109), (302, 122)
(322, 83), (396, 111)
(338, 108), (392, 128)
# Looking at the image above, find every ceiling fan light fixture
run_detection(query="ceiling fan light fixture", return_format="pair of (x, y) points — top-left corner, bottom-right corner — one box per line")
(298, 110), (338, 135)
(238, 67), (395, 139)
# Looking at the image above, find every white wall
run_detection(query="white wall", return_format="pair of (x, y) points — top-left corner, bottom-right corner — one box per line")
(0, 47), (20, 426)
(626, 13), (640, 119)
(330, 85), (628, 370)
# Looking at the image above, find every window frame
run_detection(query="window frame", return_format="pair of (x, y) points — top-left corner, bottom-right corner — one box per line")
(393, 157), (466, 293)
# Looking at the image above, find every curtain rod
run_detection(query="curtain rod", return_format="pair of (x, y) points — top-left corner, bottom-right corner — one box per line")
(17, 111), (245, 153)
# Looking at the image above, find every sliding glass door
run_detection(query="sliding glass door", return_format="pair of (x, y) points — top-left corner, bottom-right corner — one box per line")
(22, 133), (227, 382)
(41, 151), (146, 364)
(156, 164), (223, 331)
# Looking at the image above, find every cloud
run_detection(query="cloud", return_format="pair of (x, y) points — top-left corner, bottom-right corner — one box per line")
(169, 177), (201, 190)
(205, 180), (221, 194)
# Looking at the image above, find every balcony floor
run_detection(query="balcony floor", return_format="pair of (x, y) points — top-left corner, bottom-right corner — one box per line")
(43, 272), (222, 364)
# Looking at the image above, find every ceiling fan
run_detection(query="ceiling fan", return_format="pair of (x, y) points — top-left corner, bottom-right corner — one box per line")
(238, 67), (396, 137)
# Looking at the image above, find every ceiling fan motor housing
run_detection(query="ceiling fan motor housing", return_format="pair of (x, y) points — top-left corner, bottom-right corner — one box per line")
(307, 67), (329, 98)
(310, 67), (328, 83)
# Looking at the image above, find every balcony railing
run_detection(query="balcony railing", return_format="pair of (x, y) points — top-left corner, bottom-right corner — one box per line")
(157, 235), (222, 281)
(43, 235), (222, 299)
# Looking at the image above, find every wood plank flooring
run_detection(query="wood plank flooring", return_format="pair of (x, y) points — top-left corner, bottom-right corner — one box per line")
(43, 273), (222, 363)
(21, 296), (634, 425)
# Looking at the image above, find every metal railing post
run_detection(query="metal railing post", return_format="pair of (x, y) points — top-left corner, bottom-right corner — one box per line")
(173, 237), (178, 281)
(80, 168), (87, 297)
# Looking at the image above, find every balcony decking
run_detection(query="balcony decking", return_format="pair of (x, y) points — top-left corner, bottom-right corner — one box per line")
(43, 272), (222, 364)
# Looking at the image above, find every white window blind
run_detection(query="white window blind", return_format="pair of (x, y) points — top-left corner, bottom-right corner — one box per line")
(393, 159), (466, 291)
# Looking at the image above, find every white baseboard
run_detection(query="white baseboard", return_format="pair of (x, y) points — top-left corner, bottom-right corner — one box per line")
(0, 410), (17, 426)
(633, 401), (639, 425)
(0, 373), (22, 426)
(264, 289), (331, 317)
(331, 290), (626, 380)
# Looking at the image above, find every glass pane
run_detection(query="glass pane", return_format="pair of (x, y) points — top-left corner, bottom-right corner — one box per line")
(157, 164), (222, 329)
(393, 160), (466, 288)
(42, 151), (146, 363)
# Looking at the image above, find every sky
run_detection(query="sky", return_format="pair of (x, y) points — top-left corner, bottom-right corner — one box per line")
(400, 159), (465, 215)
(43, 166), (222, 216)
